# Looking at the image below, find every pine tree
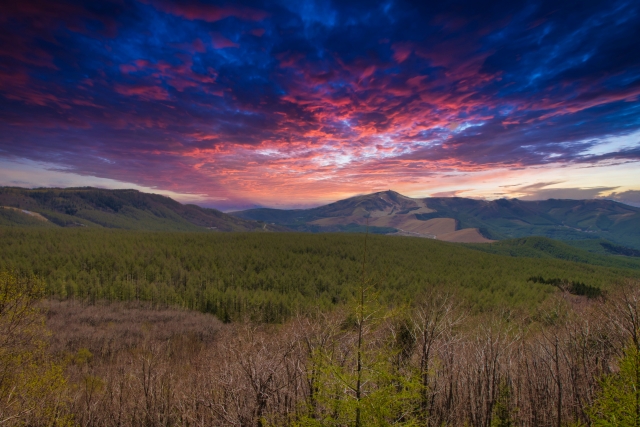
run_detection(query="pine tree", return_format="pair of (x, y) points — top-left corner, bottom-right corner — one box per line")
(588, 344), (640, 426)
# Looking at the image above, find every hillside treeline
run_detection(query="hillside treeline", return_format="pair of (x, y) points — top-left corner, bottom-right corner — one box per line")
(1, 229), (637, 321)
(4, 271), (640, 426)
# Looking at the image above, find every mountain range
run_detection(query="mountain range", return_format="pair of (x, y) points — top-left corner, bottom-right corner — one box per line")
(2, 187), (639, 252)
(232, 190), (640, 250)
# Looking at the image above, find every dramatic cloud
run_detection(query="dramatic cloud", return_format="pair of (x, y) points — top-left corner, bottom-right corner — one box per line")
(604, 190), (640, 207)
(514, 182), (619, 201)
(1, 0), (639, 208)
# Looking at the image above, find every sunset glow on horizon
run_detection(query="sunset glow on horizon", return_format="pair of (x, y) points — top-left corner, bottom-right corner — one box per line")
(1, 0), (640, 210)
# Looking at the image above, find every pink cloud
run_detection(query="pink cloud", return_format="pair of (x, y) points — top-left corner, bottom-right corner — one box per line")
(115, 84), (169, 100)
(430, 189), (473, 197)
(119, 64), (137, 74)
(144, 0), (268, 22)
(211, 33), (239, 49)
(192, 38), (206, 53)
(361, 65), (376, 79)
(116, 58), (219, 94)
(391, 42), (413, 63)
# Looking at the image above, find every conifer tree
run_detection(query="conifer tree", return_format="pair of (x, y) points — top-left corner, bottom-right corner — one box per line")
(588, 344), (640, 426)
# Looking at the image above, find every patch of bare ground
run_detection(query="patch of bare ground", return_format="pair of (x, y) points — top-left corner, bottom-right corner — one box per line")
(309, 216), (357, 226)
(437, 228), (495, 243)
(396, 217), (456, 235)
(1, 206), (49, 221)
(376, 216), (455, 234)
(312, 215), (458, 237)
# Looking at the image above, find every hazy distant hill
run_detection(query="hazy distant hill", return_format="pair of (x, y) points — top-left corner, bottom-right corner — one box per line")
(3, 187), (639, 252)
(231, 190), (491, 242)
(417, 197), (640, 249)
(0, 187), (287, 232)
(233, 190), (640, 249)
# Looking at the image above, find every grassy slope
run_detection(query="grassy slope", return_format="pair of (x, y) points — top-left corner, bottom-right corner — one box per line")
(1, 229), (638, 322)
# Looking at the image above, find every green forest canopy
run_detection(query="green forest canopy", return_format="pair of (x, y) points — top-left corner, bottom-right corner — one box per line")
(1, 228), (638, 322)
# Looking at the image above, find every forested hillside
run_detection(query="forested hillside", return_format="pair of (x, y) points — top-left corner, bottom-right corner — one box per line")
(466, 236), (640, 270)
(1, 229), (637, 322)
(420, 197), (640, 248)
(0, 187), (285, 232)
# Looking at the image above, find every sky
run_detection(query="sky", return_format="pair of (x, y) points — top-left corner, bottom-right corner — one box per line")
(1, 0), (639, 210)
